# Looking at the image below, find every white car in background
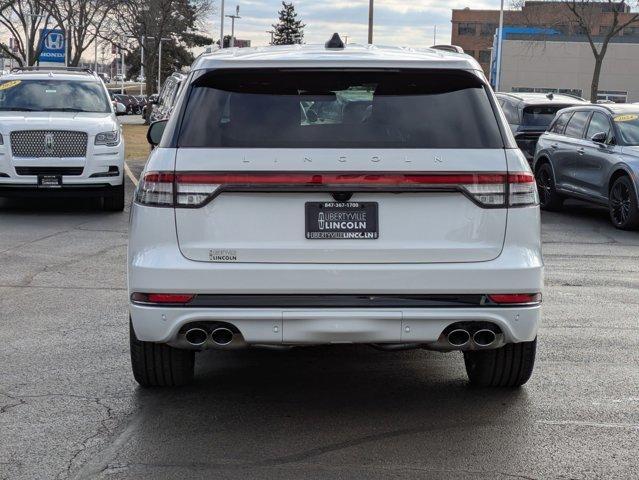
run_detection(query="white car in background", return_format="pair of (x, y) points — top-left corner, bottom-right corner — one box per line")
(129, 35), (543, 387)
(0, 67), (125, 210)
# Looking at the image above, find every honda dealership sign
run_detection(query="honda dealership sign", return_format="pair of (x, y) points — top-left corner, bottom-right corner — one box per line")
(38, 29), (66, 64)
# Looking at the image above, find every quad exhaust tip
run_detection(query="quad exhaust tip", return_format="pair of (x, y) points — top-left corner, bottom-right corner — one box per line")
(447, 329), (470, 347)
(473, 329), (497, 347)
(184, 327), (208, 346)
(211, 327), (234, 346)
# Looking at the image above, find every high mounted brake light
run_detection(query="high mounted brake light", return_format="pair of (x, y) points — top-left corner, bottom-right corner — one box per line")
(135, 171), (539, 208)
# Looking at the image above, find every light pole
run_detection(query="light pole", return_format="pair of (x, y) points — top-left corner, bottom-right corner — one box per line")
(226, 5), (241, 48)
(368, 0), (374, 44)
(25, 12), (45, 66)
(219, 0), (225, 48)
(157, 38), (170, 92)
(495, 0), (505, 91)
(266, 30), (274, 45)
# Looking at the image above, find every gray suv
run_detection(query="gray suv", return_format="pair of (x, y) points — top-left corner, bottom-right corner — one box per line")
(497, 92), (587, 163)
(534, 104), (639, 229)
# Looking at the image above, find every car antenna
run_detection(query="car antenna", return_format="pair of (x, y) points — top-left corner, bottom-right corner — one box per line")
(546, 92), (554, 100)
(325, 33), (345, 50)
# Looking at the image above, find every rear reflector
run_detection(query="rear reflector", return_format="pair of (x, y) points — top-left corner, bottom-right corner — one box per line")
(131, 293), (195, 304)
(488, 293), (542, 305)
(135, 171), (539, 209)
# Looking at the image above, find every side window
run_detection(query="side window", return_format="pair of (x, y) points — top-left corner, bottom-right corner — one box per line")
(564, 111), (590, 138)
(501, 100), (519, 124)
(551, 112), (572, 134)
(586, 112), (611, 141)
(158, 80), (174, 106)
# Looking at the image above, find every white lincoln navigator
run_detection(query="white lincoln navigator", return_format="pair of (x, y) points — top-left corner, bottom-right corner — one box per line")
(128, 36), (543, 387)
(0, 68), (125, 210)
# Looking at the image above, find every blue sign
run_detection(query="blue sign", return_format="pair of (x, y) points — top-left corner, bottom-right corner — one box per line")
(38, 29), (66, 64)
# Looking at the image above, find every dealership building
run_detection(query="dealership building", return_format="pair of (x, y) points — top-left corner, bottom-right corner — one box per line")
(497, 34), (639, 102)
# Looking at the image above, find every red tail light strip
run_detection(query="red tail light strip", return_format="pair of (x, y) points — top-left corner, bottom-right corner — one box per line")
(136, 171), (537, 208)
(174, 172), (509, 185)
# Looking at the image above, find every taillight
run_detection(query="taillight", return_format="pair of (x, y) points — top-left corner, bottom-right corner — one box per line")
(488, 293), (542, 305)
(508, 172), (539, 207)
(135, 171), (539, 208)
(135, 172), (174, 206)
(131, 293), (195, 304)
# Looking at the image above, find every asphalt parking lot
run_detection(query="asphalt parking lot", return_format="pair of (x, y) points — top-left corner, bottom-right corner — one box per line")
(1, 173), (638, 479)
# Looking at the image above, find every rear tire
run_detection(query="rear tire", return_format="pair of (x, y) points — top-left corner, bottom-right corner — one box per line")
(103, 183), (125, 212)
(463, 338), (536, 387)
(535, 163), (563, 211)
(130, 321), (195, 387)
(609, 175), (639, 230)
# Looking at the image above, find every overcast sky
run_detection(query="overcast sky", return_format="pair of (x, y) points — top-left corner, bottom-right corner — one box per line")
(205, 0), (504, 48)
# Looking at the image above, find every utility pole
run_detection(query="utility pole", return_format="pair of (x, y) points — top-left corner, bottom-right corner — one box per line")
(219, 0), (225, 48)
(433, 25), (437, 45)
(94, 38), (98, 72)
(368, 0), (374, 44)
(120, 40), (125, 94)
(495, 0), (505, 90)
(266, 30), (274, 44)
(140, 37), (144, 95)
(226, 5), (241, 48)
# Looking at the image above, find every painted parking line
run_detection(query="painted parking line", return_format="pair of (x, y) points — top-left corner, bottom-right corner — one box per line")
(124, 162), (139, 187)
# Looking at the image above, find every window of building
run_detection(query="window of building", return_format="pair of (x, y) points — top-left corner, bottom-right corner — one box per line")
(458, 23), (477, 36)
(512, 87), (583, 98)
(478, 50), (491, 63)
(480, 23), (498, 36)
(623, 26), (639, 36)
(573, 24), (588, 35)
(597, 90), (628, 103)
(599, 25), (612, 35)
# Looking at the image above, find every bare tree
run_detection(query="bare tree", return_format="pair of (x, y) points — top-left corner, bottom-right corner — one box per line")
(517, 1), (639, 101)
(563, 1), (639, 101)
(48, 0), (115, 66)
(0, 0), (56, 66)
(110, 0), (212, 93)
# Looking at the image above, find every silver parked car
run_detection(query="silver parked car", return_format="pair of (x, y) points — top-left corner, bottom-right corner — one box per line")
(534, 104), (639, 229)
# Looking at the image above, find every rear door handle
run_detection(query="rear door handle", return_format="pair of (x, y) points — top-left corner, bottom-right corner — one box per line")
(550, 143), (559, 149)
(577, 148), (585, 155)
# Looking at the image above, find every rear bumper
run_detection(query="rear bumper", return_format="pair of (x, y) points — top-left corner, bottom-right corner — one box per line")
(130, 302), (540, 345)
(128, 203), (543, 345)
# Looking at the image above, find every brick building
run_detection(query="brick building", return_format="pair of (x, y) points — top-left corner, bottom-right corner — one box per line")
(451, 1), (637, 75)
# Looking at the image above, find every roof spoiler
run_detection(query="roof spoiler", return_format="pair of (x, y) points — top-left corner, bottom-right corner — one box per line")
(431, 45), (464, 54)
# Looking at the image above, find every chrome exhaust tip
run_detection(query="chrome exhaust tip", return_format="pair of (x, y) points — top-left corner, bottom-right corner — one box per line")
(184, 327), (208, 346)
(447, 329), (470, 347)
(473, 329), (497, 347)
(211, 327), (234, 346)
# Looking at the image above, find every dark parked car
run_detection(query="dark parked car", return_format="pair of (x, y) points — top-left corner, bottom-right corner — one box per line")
(142, 93), (157, 124)
(497, 92), (588, 163)
(148, 72), (185, 124)
(113, 94), (135, 114)
(534, 104), (639, 229)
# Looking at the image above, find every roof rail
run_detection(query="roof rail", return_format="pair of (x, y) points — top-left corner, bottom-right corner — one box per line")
(11, 66), (95, 75)
(431, 44), (464, 54)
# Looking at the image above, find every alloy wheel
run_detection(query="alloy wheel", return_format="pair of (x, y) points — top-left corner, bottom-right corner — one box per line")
(610, 181), (632, 226)
(536, 168), (552, 206)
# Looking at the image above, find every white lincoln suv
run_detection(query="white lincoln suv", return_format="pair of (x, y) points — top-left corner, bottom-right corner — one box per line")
(0, 67), (125, 210)
(129, 36), (543, 387)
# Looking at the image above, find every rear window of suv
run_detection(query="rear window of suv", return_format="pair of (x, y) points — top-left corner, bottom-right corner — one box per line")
(177, 69), (504, 149)
(522, 105), (571, 127)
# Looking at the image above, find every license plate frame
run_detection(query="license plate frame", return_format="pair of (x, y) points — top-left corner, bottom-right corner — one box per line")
(37, 175), (63, 188)
(305, 201), (379, 240)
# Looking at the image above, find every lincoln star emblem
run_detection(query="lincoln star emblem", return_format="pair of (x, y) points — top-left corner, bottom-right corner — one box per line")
(44, 133), (54, 153)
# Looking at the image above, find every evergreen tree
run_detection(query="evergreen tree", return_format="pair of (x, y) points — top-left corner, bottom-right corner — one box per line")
(271, 2), (305, 45)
